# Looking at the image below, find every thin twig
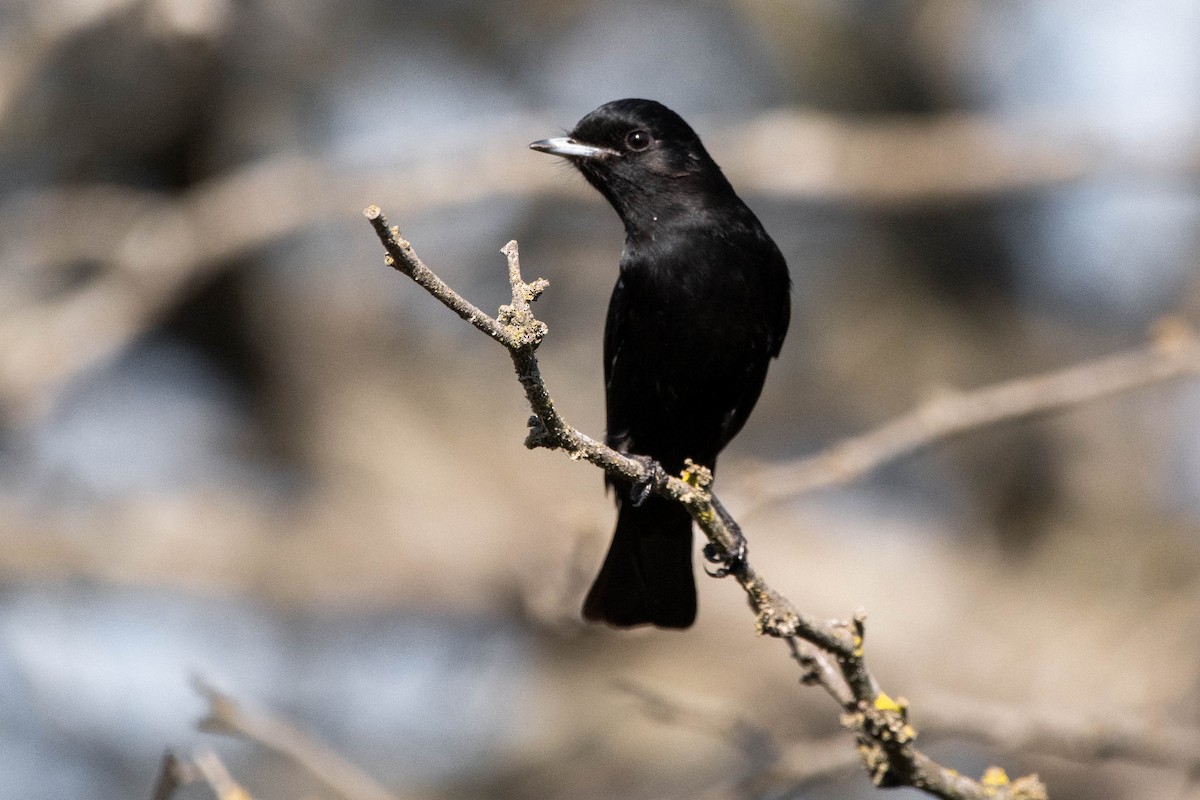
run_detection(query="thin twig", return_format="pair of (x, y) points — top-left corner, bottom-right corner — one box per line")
(149, 751), (200, 800)
(745, 324), (1200, 505)
(616, 680), (865, 794)
(787, 636), (855, 708)
(192, 749), (255, 800)
(616, 680), (780, 767)
(195, 679), (402, 800)
(7, 112), (1197, 421)
(365, 208), (1050, 800)
(919, 693), (1200, 772)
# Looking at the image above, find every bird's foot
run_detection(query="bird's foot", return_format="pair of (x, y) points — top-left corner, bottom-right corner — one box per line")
(525, 415), (553, 448)
(703, 496), (747, 577)
(703, 542), (747, 578)
(627, 454), (666, 507)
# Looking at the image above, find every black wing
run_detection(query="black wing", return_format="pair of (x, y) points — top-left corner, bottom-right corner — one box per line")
(602, 223), (790, 475)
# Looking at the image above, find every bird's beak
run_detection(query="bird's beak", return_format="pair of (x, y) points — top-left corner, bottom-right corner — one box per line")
(529, 137), (615, 160)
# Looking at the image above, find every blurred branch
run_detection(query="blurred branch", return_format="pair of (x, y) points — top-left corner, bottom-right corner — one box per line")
(150, 751), (200, 800)
(622, 680), (1200, 796)
(0, 136), (551, 420)
(744, 318), (1200, 505)
(724, 111), (1200, 205)
(195, 679), (406, 800)
(920, 693), (1200, 773)
(366, 207), (1048, 800)
(618, 680), (864, 793)
(5, 111), (1199, 420)
(150, 749), (255, 800)
(617, 679), (780, 767)
(192, 749), (255, 800)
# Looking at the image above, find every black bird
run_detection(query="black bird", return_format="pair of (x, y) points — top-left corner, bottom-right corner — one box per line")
(530, 99), (791, 629)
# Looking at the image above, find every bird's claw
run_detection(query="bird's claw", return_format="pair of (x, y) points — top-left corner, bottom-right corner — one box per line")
(702, 540), (747, 578)
(628, 454), (666, 507)
(703, 495), (748, 577)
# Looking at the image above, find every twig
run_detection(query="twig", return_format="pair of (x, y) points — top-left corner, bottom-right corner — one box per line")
(192, 749), (255, 800)
(616, 680), (780, 766)
(919, 693), (1200, 773)
(787, 636), (855, 708)
(7, 112), (1198, 420)
(365, 207), (1049, 800)
(620, 679), (945, 793)
(365, 206), (671, 503)
(617, 679), (865, 794)
(150, 751), (201, 800)
(194, 679), (402, 800)
(744, 322), (1200, 505)
(621, 680), (1200, 795)
(0, 141), (553, 420)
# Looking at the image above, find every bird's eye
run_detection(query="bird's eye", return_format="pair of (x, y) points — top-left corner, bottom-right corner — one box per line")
(625, 130), (651, 151)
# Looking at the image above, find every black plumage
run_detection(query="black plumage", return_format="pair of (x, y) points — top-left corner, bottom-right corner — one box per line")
(531, 99), (791, 628)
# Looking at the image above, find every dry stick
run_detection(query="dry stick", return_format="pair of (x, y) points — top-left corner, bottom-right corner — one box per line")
(919, 693), (1200, 773)
(618, 678), (928, 794)
(150, 751), (200, 800)
(747, 327), (1200, 504)
(615, 679), (854, 794)
(615, 679), (779, 765)
(192, 749), (256, 800)
(365, 205), (1048, 800)
(8, 111), (1196, 421)
(195, 680), (402, 800)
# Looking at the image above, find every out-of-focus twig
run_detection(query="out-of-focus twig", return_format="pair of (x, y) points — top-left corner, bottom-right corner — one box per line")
(192, 749), (255, 800)
(194, 679), (404, 800)
(151, 748), (255, 800)
(0, 130), (552, 420)
(726, 112), (1199, 203)
(618, 680), (864, 793)
(617, 680), (780, 767)
(150, 751), (200, 800)
(4, 112), (1198, 420)
(621, 681), (1200, 795)
(743, 321), (1200, 506)
(920, 693), (1200, 773)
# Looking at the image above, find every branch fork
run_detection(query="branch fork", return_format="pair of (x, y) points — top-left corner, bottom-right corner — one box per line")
(365, 204), (1047, 800)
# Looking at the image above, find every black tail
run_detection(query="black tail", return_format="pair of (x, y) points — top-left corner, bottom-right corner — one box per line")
(582, 494), (696, 629)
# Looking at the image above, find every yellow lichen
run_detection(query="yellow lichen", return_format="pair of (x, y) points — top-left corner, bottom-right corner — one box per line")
(873, 692), (902, 713)
(982, 766), (1010, 787)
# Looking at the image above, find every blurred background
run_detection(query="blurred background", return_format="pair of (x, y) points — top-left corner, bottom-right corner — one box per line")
(2, 1), (1199, 798)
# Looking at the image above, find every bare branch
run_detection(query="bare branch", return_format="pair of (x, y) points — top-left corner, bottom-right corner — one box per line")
(617, 680), (780, 768)
(745, 322), (1200, 505)
(195, 679), (404, 800)
(150, 751), (200, 800)
(920, 693), (1200, 773)
(363, 205), (513, 346)
(787, 636), (855, 708)
(6, 112), (1198, 420)
(617, 680), (864, 794)
(192, 749), (256, 800)
(622, 681), (1200, 796)
(365, 208), (1050, 800)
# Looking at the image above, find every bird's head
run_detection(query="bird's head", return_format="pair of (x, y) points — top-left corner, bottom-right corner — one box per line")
(530, 99), (733, 232)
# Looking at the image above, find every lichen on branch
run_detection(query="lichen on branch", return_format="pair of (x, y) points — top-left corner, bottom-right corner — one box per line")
(365, 204), (1048, 800)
